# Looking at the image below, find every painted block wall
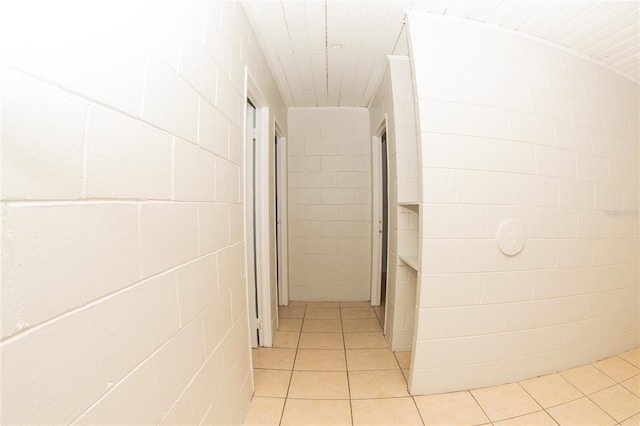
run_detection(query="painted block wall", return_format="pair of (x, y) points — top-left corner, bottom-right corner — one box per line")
(0, 1), (285, 424)
(407, 12), (640, 395)
(287, 108), (372, 301)
(369, 56), (419, 351)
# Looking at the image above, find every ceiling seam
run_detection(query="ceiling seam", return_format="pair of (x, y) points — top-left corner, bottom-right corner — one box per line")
(324, 0), (329, 107)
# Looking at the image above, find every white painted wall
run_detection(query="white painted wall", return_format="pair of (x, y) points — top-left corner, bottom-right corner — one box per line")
(0, 1), (285, 424)
(407, 12), (640, 395)
(287, 108), (372, 301)
(369, 57), (419, 350)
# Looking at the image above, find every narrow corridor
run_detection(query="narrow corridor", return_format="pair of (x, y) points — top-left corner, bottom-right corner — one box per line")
(243, 301), (640, 425)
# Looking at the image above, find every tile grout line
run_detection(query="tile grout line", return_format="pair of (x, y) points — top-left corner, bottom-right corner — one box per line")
(278, 302), (307, 426)
(468, 389), (496, 425)
(340, 304), (355, 426)
(512, 381), (561, 426)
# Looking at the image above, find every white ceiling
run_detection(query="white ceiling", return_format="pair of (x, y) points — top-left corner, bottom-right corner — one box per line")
(241, 0), (640, 108)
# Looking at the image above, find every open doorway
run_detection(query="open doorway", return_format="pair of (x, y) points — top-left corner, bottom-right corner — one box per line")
(274, 126), (289, 308)
(371, 122), (389, 330)
(244, 72), (289, 349)
(245, 98), (261, 347)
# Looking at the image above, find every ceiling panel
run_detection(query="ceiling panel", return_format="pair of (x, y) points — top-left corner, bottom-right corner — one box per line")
(242, 0), (639, 107)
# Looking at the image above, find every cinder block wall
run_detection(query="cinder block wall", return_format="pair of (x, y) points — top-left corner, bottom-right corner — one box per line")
(407, 12), (639, 395)
(0, 1), (285, 424)
(369, 57), (419, 351)
(287, 108), (372, 301)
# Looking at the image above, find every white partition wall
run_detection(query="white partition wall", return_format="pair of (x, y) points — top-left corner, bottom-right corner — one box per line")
(407, 12), (640, 395)
(369, 56), (420, 351)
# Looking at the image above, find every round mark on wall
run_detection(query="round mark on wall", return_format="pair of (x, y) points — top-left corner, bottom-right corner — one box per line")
(497, 219), (526, 256)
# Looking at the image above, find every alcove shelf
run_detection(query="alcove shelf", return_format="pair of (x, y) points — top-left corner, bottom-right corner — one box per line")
(397, 203), (419, 272)
(398, 254), (419, 270)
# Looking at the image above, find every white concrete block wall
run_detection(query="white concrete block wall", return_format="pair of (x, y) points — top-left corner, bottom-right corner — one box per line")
(0, 1), (285, 424)
(288, 108), (372, 301)
(408, 12), (639, 395)
(369, 57), (419, 351)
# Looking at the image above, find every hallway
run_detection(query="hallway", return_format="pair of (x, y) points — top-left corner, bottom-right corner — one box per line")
(243, 301), (640, 426)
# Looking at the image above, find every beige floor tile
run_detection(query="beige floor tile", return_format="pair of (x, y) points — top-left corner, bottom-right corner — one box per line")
(471, 383), (541, 421)
(493, 410), (557, 425)
(305, 307), (340, 320)
(294, 349), (346, 371)
(349, 369), (409, 399)
(547, 397), (616, 426)
(344, 332), (388, 349)
(590, 384), (640, 422)
(346, 349), (399, 370)
(414, 391), (489, 425)
(279, 305), (306, 319)
(395, 351), (411, 369)
(281, 399), (351, 426)
(621, 348), (640, 368)
(302, 319), (342, 333)
(279, 318), (303, 332)
(305, 302), (340, 308)
(341, 307), (376, 319)
(352, 397), (422, 425)
(298, 332), (344, 349)
(288, 371), (349, 399)
(560, 364), (616, 394)
(242, 396), (285, 426)
(340, 301), (371, 308)
(622, 375), (640, 397)
(519, 373), (583, 408)
(254, 369), (292, 398)
(343, 318), (382, 332)
(594, 356), (640, 382)
(620, 413), (640, 425)
(273, 331), (300, 348)
(252, 348), (296, 370)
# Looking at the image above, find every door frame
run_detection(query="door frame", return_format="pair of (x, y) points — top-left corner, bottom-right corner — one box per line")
(244, 69), (273, 348)
(274, 121), (289, 307)
(370, 116), (388, 307)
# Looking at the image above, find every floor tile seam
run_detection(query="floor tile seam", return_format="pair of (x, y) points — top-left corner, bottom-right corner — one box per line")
(283, 306), (306, 405)
(338, 302), (355, 426)
(616, 354), (640, 370)
(285, 396), (350, 401)
(467, 390), (495, 425)
(584, 380), (633, 397)
(617, 411), (640, 424)
(593, 356), (640, 383)
(517, 376), (585, 411)
(251, 395), (287, 400)
(349, 393), (412, 400)
(277, 305), (308, 426)
(296, 347), (346, 350)
(492, 408), (561, 426)
(584, 385), (638, 424)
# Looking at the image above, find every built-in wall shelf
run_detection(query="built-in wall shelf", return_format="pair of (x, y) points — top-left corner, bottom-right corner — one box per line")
(398, 202), (419, 214)
(397, 202), (419, 272)
(399, 254), (419, 270)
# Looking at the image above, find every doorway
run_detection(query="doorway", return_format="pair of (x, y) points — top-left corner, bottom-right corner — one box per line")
(371, 122), (389, 330)
(244, 73), (288, 349)
(378, 131), (389, 326)
(245, 98), (260, 347)
(275, 127), (289, 308)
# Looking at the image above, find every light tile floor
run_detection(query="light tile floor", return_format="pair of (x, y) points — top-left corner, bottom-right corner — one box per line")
(243, 302), (640, 426)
